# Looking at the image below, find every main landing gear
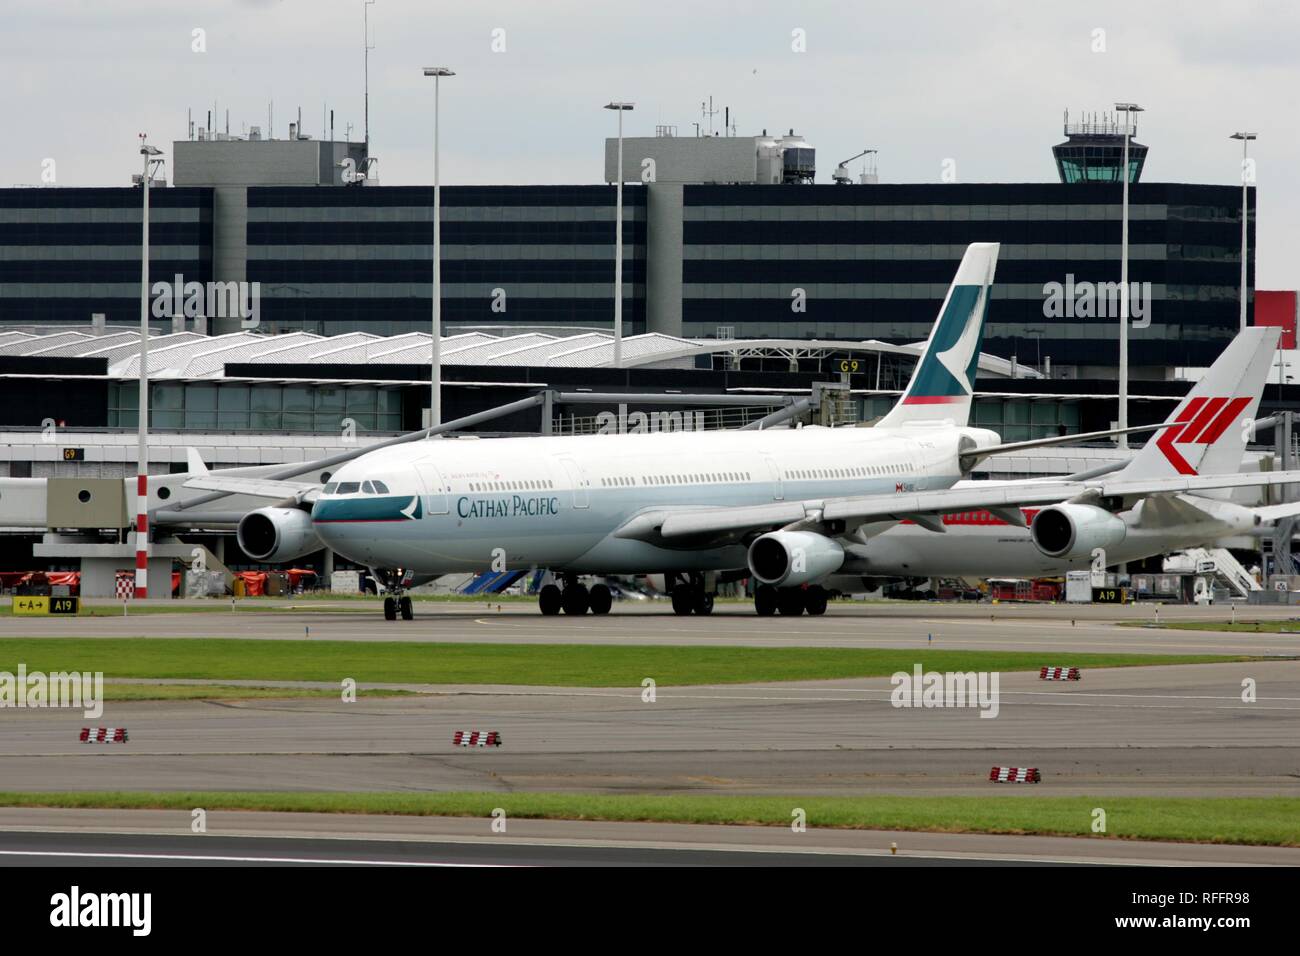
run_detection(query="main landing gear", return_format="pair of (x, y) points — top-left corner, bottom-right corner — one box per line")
(669, 573), (715, 616)
(538, 576), (613, 616)
(754, 584), (828, 617)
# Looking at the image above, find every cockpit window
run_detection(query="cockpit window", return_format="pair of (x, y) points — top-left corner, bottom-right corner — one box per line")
(323, 482), (338, 494)
(336, 481), (361, 494)
(371, 480), (390, 493)
(361, 481), (375, 494)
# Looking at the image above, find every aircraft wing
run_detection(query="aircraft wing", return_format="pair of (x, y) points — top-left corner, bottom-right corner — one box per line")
(616, 501), (808, 542)
(182, 474), (321, 503)
(826, 469), (1300, 527)
(628, 469), (1300, 542)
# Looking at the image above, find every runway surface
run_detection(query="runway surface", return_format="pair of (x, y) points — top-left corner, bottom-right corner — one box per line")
(0, 808), (1292, 866)
(3, 602), (1298, 862)
(4, 599), (1300, 656)
(2, 662), (1297, 797)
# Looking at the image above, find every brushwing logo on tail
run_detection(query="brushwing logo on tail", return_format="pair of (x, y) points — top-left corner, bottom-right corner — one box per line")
(902, 280), (990, 405)
(1156, 396), (1251, 475)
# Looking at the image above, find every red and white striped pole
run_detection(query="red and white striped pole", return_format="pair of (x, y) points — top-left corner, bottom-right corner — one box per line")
(135, 471), (148, 598)
(136, 137), (161, 599)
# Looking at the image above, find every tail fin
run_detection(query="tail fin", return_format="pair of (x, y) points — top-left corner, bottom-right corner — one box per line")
(1122, 325), (1280, 479)
(876, 242), (999, 428)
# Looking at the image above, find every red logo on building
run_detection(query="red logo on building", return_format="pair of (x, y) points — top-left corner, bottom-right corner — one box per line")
(1156, 396), (1251, 475)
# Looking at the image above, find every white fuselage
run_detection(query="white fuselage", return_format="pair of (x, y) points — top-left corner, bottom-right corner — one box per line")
(849, 494), (1259, 579)
(312, 424), (992, 575)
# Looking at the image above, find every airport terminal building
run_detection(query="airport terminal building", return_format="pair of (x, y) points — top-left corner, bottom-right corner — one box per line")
(0, 121), (1255, 377)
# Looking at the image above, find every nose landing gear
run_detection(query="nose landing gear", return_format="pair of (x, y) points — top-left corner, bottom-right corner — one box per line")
(375, 568), (416, 621)
(383, 595), (414, 621)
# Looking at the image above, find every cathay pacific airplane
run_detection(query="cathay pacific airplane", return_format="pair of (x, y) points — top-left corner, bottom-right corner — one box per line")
(185, 243), (1300, 620)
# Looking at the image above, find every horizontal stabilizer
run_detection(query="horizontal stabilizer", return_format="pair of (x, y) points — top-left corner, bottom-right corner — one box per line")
(1251, 501), (1300, 523)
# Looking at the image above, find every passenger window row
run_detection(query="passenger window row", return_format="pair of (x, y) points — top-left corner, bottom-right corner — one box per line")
(470, 479), (554, 492)
(641, 471), (751, 485)
(784, 464), (902, 479)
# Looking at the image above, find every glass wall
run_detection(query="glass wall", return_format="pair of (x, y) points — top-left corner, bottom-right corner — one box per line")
(681, 182), (1248, 369)
(973, 397), (1080, 442)
(108, 382), (401, 433)
(247, 185), (647, 335)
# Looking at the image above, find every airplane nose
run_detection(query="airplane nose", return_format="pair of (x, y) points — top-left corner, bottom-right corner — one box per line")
(310, 499), (340, 545)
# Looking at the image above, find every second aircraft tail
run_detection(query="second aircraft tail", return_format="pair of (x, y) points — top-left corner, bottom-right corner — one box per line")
(1120, 325), (1280, 480)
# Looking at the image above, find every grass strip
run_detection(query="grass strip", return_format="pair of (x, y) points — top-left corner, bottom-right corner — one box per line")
(1121, 620), (1300, 635)
(0, 791), (1294, 846)
(0, 638), (1256, 687)
(98, 684), (415, 701)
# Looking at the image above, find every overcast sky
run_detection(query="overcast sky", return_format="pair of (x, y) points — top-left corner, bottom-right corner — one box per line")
(4, 0), (1297, 287)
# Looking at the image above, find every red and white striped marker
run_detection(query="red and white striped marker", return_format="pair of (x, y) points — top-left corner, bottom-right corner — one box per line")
(452, 731), (502, 748)
(1039, 666), (1081, 681)
(134, 473), (148, 598)
(989, 766), (1040, 783)
(80, 727), (129, 744)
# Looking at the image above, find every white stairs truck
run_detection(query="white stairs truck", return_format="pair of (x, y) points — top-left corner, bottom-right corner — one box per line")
(1164, 548), (1261, 600)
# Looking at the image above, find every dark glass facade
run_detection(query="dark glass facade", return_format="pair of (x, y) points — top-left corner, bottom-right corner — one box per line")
(247, 185), (646, 335)
(0, 180), (1251, 370)
(680, 183), (1252, 368)
(0, 187), (212, 325)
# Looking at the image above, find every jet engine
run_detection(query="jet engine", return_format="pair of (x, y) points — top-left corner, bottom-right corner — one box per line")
(1030, 504), (1126, 560)
(747, 530), (845, 587)
(237, 507), (322, 563)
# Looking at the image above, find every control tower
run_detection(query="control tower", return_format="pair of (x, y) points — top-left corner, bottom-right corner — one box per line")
(1052, 110), (1147, 183)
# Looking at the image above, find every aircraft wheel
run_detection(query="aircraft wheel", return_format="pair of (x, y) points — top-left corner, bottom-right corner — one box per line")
(399, 596), (414, 620)
(383, 597), (397, 621)
(803, 586), (828, 616)
(589, 584), (613, 615)
(777, 588), (806, 616)
(562, 583), (590, 615)
(693, 591), (715, 615)
(671, 587), (695, 616)
(538, 584), (562, 616)
(754, 584), (777, 616)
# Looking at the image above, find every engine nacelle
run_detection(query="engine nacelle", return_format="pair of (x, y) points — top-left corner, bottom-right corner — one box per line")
(748, 530), (845, 587)
(1030, 504), (1126, 560)
(237, 507), (322, 563)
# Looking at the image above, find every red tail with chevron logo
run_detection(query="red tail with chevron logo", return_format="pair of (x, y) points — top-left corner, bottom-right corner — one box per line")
(1122, 326), (1280, 479)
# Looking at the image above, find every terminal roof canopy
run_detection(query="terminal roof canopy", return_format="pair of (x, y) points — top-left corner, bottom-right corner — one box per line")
(0, 327), (1038, 381)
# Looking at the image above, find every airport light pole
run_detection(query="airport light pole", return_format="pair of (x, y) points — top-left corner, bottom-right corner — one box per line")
(1115, 102), (1143, 450)
(1231, 132), (1257, 333)
(136, 138), (163, 599)
(423, 67), (454, 427)
(605, 102), (634, 369)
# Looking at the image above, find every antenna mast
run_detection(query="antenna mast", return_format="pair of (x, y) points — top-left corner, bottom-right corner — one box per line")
(701, 96), (718, 136)
(363, 0), (376, 150)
